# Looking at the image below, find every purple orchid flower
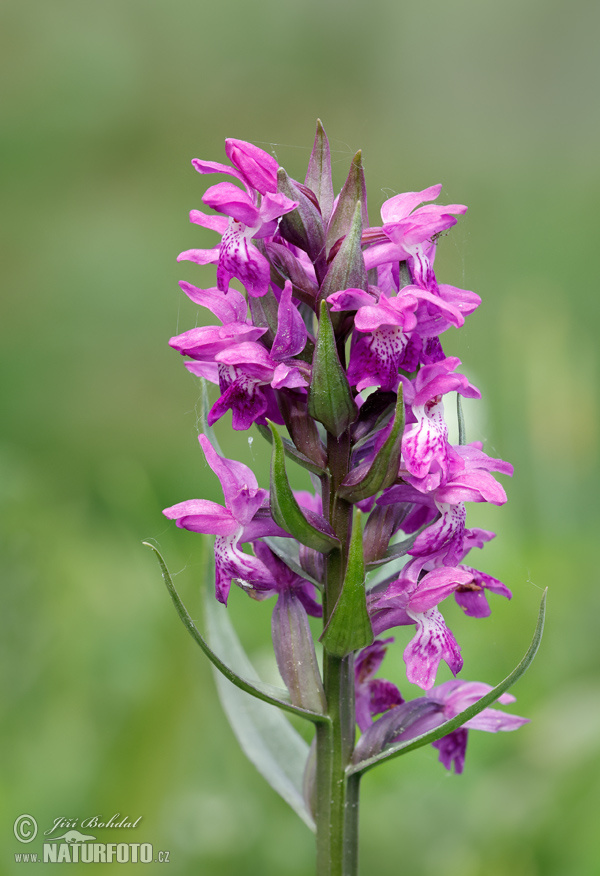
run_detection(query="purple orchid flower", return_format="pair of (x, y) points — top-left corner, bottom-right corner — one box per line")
(426, 680), (529, 772)
(378, 442), (512, 567)
(353, 677), (527, 773)
(327, 286), (420, 392)
(400, 357), (480, 485)
(163, 434), (285, 604)
(178, 139), (298, 298)
(363, 184), (466, 279)
(251, 540), (322, 617)
(354, 639), (404, 731)
(369, 561), (469, 689)
(170, 282), (309, 430)
(178, 281), (249, 326)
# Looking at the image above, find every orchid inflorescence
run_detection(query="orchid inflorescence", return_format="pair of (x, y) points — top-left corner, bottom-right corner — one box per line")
(155, 121), (541, 873)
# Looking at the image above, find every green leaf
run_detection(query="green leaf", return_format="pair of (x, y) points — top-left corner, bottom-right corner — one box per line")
(143, 541), (326, 724)
(268, 422), (339, 553)
(321, 511), (374, 657)
(348, 588), (547, 776)
(305, 119), (334, 223)
(338, 386), (405, 502)
(307, 300), (358, 437)
(204, 590), (317, 832)
(325, 150), (368, 253)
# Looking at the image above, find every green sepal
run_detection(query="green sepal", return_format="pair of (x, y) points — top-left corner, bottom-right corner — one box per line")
(278, 167), (326, 267)
(320, 511), (374, 657)
(319, 201), (368, 304)
(348, 588), (548, 776)
(268, 422), (339, 553)
(305, 119), (334, 223)
(307, 300), (358, 437)
(325, 150), (368, 254)
(338, 386), (405, 502)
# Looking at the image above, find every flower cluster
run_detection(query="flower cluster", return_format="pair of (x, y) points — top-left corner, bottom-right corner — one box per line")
(164, 123), (526, 773)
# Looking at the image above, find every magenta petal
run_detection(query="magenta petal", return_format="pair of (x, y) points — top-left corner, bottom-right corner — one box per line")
(347, 329), (407, 392)
(271, 281), (308, 359)
(214, 533), (276, 604)
(410, 503), (466, 563)
(464, 708), (529, 733)
(179, 282), (247, 325)
(436, 471), (508, 506)
(215, 341), (275, 376)
(432, 728), (468, 773)
(402, 402), (448, 479)
(169, 323), (265, 359)
(162, 499), (238, 536)
(408, 566), (475, 613)
(177, 246), (220, 266)
(259, 192), (299, 223)
(198, 433), (265, 524)
(225, 138), (279, 194)
(203, 182), (260, 226)
(189, 210), (229, 234)
(192, 157), (243, 180)
(217, 225), (271, 297)
(208, 374), (269, 431)
(327, 288), (377, 312)
(404, 608), (462, 690)
(184, 361), (219, 383)
(380, 185), (443, 223)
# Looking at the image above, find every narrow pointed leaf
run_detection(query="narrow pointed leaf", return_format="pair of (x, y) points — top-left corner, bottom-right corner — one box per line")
(307, 300), (358, 437)
(348, 588), (547, 776)
(143, 541), (326, 723)
(326, 150), (368, 253)
(321, 511), (374, 657)
(338, 386), (404, 502)
(319, 202), (368, 303)
(204, 588), (317, 832)
(268, 421), (339, 552)
(305, 119), (334, 223)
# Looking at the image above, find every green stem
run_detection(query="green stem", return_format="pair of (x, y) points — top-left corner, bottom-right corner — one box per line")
(314, 430), (359, 875)
(316, 653), (357, 876)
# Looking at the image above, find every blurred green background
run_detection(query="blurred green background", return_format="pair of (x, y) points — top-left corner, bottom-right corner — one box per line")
(2, 0), (599, 873)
